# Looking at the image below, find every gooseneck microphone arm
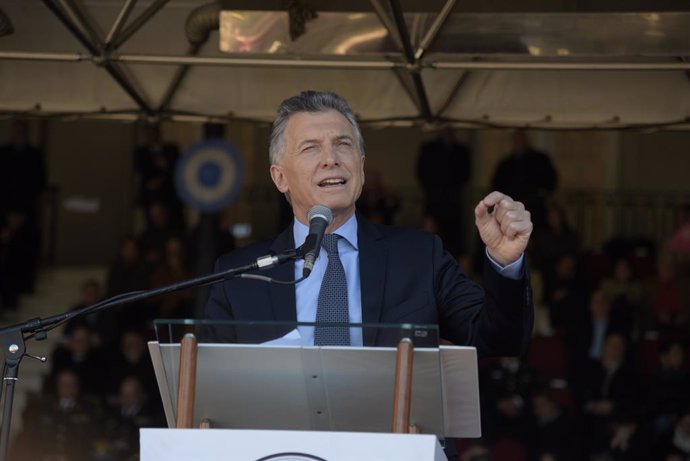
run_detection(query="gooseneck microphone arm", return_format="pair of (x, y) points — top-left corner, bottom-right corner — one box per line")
(302, 205), (334, 277)
(0, 246), (300, 461)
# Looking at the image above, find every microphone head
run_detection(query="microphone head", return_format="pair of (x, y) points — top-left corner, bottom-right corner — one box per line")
(307, 205), (333, 225)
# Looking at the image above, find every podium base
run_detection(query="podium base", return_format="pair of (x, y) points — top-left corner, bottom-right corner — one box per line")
(141, 428), (447, 461)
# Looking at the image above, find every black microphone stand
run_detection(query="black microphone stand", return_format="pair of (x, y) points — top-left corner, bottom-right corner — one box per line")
(0, 249), (299, 461)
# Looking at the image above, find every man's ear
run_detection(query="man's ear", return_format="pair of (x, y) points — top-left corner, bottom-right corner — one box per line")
(270, 164), (289, 193)
(361, 155), (366, 186)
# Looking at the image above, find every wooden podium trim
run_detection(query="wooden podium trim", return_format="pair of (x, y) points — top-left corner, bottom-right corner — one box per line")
(176, 333), (198, 428)
(391, 338), (414, 433)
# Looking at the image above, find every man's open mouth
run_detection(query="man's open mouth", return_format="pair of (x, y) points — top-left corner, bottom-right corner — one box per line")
(318, 178), (347, 187)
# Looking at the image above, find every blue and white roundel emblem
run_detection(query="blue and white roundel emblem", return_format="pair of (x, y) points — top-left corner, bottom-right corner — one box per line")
(175, 139), (244, 212)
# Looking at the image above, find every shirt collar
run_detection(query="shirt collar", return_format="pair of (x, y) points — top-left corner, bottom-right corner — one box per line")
(293, 212), (359, 251)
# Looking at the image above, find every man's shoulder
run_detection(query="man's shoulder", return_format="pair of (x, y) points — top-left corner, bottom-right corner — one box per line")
(215, 237), (276, 268)
(362, 220), (438, 247)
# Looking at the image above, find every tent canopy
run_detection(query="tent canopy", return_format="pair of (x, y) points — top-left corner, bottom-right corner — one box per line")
(1, 0), (689, 129)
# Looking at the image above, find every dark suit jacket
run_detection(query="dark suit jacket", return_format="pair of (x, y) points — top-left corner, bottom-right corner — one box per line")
(205, 214), (533, 357)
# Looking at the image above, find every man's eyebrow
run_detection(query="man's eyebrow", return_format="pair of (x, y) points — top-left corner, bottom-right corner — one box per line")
(297, 138), (320, 149)
(297, 134), (352, 149)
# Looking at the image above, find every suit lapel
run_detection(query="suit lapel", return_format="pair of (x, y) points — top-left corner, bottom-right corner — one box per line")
(357, 214), (387, 345)
(269, 226), (297, 322)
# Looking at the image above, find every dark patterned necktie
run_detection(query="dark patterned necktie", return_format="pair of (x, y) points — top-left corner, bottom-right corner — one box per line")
(314, 234), (350, 346)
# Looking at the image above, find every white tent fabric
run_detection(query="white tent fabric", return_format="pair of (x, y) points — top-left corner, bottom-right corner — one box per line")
(1, 1), (689, 129)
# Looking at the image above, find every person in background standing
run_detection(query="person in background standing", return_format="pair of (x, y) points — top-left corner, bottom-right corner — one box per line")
(492, 130), (557, 228)
(417, 126), (472, 255)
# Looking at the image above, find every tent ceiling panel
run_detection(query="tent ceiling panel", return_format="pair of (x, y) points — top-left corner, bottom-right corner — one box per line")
(441, 70), (690, 128)
(157, 66), (419, 121)
(430, 12), (690, 57)
(217, 11), (690, 58)
(0, 1), (689, 129)
(219, 11), (398, 55)
(0, 1), (90, 53)
(0, 60), (137, 113)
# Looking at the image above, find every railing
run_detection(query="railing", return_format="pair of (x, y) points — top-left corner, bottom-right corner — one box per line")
(558, 189), (689, 252)
(37, 185), (690, 265)
(231, 186), (690, 254)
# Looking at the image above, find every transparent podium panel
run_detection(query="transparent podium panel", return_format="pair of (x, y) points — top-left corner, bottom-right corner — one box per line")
(150, 320), (447, 436)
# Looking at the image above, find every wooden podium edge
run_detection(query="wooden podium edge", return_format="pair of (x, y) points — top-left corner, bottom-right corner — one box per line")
(176, 333), (198, 428)
(391, 338), (414, 433)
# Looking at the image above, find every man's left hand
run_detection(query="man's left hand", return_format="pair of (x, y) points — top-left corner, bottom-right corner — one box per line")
(475, 191), (533, 266)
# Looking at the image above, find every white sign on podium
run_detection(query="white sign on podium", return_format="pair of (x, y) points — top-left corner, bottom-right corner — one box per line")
(140, 428), (447, 461)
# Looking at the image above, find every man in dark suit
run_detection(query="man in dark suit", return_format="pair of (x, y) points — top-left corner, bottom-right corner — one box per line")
(205, 91), (533, 357)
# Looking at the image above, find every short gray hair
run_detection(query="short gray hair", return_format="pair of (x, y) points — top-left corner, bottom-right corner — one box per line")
(269, 90), (365, 165)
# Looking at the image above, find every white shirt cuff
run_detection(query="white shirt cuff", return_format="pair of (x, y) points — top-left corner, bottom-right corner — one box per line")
(485, 249), (524, 280)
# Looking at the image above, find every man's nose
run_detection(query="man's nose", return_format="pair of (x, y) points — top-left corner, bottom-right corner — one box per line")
(321, 145), (339, 166)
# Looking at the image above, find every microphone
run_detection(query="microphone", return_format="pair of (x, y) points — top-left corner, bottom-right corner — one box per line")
(301, 205), (333, 277)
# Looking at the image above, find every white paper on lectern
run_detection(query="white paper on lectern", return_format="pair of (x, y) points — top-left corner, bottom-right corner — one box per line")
(140, 428), (447, 461)
(262, 328), (305, 346)
(148, 342), (481, 438)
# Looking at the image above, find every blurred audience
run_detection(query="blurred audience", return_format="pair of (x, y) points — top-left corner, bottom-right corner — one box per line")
(643, 256), (690, 336)
(356, 169), (400, 225)
(12, 370), (103, 461)
(532, 204), (581, 276)
(62, 278), (117, 349)
(528, 388), (577, 461)
(134, 124), (184, 230)
(0, 210), (40, 313)
(661, 409), (690, 461)
(567, 289), (630, 379)
(480, 357), (534, 442)
(106, 236), (151, 298)
(0, 120), (46, 313)
(104, 330), (159, 402)
(138, 201), (185, 266)
(580, 333), (640, 460)
(667, 204), (690, 256)
(491, 130), (557, 228)
(101, 376), (163, 460)
(543, 254), (588, 333)
(417, 127), (472, 255)
(641, 341), (690, 451)
(150, 236), (194, 319)
(600, 258), (644, 339)
(50, 325), (106, 397)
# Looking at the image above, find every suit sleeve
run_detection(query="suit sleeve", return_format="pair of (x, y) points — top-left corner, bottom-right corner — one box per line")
(432, 236), (533, 357)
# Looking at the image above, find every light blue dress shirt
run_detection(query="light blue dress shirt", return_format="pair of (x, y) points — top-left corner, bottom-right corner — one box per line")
(292, 214), (524, 346)
(293, 214), (363, 346)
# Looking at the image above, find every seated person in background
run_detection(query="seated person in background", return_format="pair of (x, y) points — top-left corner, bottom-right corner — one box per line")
(532, 203), (581, 276)
(15, 369), (104, 461)
(528, 388), (578, 461)
(102, 376), (164, 460)
(600, 257), (644, 337)
(643, 256), (690, 334)
(49, 324), (106, 397)
(581, 333), (640, 460)
(105, 330), (159, 404)
(479, 357), (534, 442)
(663, 408), (690, 461)
(543, 253), (588, 333)
(62, 278), (117, 348)
(643, 341), (690, 450)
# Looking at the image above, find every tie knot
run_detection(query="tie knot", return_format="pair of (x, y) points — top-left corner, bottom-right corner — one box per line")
(322, 233), (340, 255)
